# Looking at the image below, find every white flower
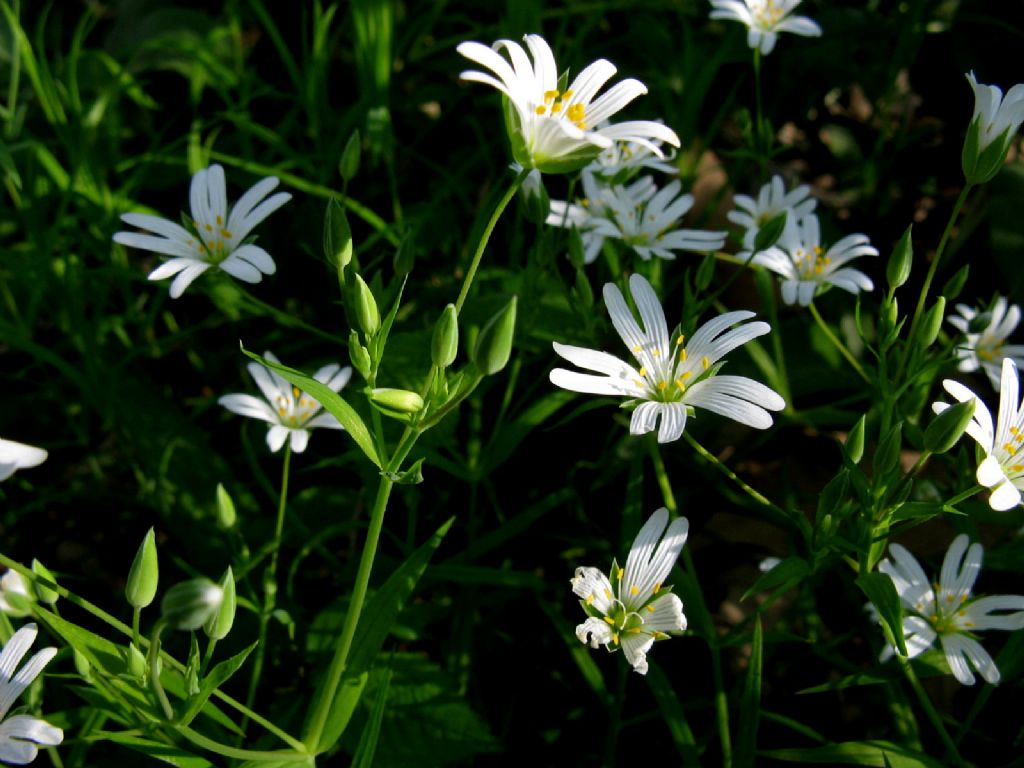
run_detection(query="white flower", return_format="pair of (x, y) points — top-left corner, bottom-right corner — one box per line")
(948, 297), (1024, 390)
(877, 535), (1024, 685)
(0, 439), (47, 483)
(457, 34), (680, 174)
(965, 72), (1024, 153)
(709, 0), (822, 55)
(727, 174), (817, 251)
(0, 623), (63, 764)
(550, 273), (785, 442)
(572, 508), (688, 674)
(219, 352), (352, 453)
(932, 357), (1024, 511)
(750, 214), (877, 306)
(590, 134), (678, 177)
(0, 572), (32, 618)
(113, 164), (291, 298)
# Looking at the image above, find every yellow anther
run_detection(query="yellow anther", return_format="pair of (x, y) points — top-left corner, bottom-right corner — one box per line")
(657, 381), (668, 391)
(702, 355), (710, 370)
(675, 380), (687, 393)
(1011, 427), (1019, 435)
(535, 105), (546, 115)
(679, 348), (688, 362)
(551, 101), (563, 113)
(1004, 442), (1017, 454)
(633, 345), (643, 353)
(566, 103), (585, 123)
(680, 371), (693, 380)
(634, 379), (646, 388)
(653, 582), (661, 594)
(562, 90), (574, 100)
(814, 266), (824, 274)
(544, 89), (559, 103)
(652, 349), (661, 358)
(216, 215), (223, 225)
(617, 567), (624, 580)
(964, 622), (975, 628)
(612, 632), (620, 645)
(220, 228), (232, 238)
(586, 594), (594, 605)
(628, 627), (641, 634)
(639, 367), (647, 377)
(676, 335), (685, 346)
(814, 245), (823, 255)
(795, 248), (804, 258)
(604, 588), (613, 600)
(646, 604), (656, 613)
(293, 386), (301, 398)
(278, 407), (286, 417)
(604, 616), (615, 625)
(1012, 464), (1024, 472)
(630, 585), (639, 596)
(205, 223), (213, 232)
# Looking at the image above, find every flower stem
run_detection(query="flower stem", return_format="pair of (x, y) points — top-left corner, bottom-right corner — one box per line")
(245, 443), (292, 715)
(240, 290), (347, 347)
(753, 48), (767, 181)
(455, 168), (529, 314)
(601, 661), (628, 767)
(899, 657), (967, 767)
(808, 301), (870, 383)
(763, 287), (794, 410)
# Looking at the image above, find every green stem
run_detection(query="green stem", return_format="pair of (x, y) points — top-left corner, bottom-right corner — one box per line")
(240, 290), (346, 347)
(808, 302), (869, 383)
(246, 443), (292, 714)
(455, 168), (529, 313)
(146, 620), (174, 720)
(899, 657), (967, 767)
(201, 637), (218, 677)
(174, 725), (307, 763)
(900, 184), (973, 376)
(4, 0), (20, 140)
(132, 606), (142, 649)
(764, 287), (794, 409)
(601, 662), (628, 767)
(753, 48), (767, 181)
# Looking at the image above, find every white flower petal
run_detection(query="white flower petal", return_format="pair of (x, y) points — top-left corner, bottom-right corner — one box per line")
(266, 425), (290, 453)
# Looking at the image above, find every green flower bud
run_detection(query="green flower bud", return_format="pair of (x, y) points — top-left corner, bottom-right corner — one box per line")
(126, 642), (147, 680)
(872, 422), (903, 478)
(886, 225), (913, 291)
(925, 398), (976, 454)
(369, 388), (425, 414)
(917, 297), (946, 349)
(204, 567), (236, 640)
(431, 304), (459, 369)
(73, 648), (91, 679)
(339, 129), (361, 183)
(30, 559), (59, 606)
(845, 415), (866, 465)
(473, 296), (518, 375)
(215, 484), (237, 530)
(942, 265), (969, 301)
(126, 528), (159, 609)
(753, 211), (788, 253)
(519, 169), (549, 224)
(348, 330), (372, 379)
(324, 198), (353, 278)
(352, 274), (380, 338)
(161, 578), (223, 631)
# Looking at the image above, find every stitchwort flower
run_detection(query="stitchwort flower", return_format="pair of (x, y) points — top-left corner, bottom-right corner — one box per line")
(219, 351), (352, 454)
(877, 535), (1024, 685)
(709, 0), (822, 56)
(0, 623), (63, 764)
(457, 34), (680, 174)
(948, 297), (1024, 390)
(0, 439), (47, 483)
(550, 273), (785, 442)
(932, 357), (1024, 511)
(572, 508), (688, 674)
(114, 164), (291, 298)
(963, 72), (1024, 183)
(727, 174), (817, 251)
(749, 214), (877, 306)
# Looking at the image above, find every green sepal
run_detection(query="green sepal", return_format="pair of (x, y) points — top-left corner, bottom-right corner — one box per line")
(473, 296), (518, 375)
(924, 398), (975, 454)
(31, 559), (59, 606)
(753, 210), (787, 253)
(844, 415), (867, 464)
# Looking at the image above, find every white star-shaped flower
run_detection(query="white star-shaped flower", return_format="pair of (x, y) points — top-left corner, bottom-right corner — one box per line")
(550, 273), (785, 443)
(0, 623), (63, 764)
(113, 164), (291, 298)
(709, 0), (822, 55)
(750, 213), (877, 306)
(933, 357), (1024, 511)
(572, 508), (689, 674)
(877, 535), (1024, 685)
(457, 34), (680, 174)
(727, 174), (817, 251)
(947, 297), (1024, 390)
(965, 72), (1024, 153)
(219, 351), (352, 453)
(0, 439), (47, 483)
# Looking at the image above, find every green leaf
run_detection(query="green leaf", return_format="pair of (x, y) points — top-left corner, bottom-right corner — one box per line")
(741, 556), (810, 602)
(308, 517), (454, 752)
(753, 210), (788, 252)
(799, 670), (899, 694)
(241, 346), (380, 468)
(856, 573), (906, 657)
(93, 733), (214, 767)
(762, 740), (947, 767)
(178, 642), (257, 727)
(924, 398), (975, 454)
(872, 422), (903, 479)
(646, 662), (699, 766)
(735, 618), (763, 768)
(351, 667), (392, 768)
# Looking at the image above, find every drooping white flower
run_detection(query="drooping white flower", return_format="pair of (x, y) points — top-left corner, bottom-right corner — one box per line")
(932, 358), (1024, 511)
(750, 214), (877, 306)
(572, 508), (688, 674)
(0, 439), (47, 483)
(727, 174), (817, 251)
(877, 534), (1024, 685)
(0, 623), (63, 764)
(709, 0), (822, 55)
(457, 34), (680, 174)
(965, 72), (1024, 154)
(113, 164), (291, 298)
(0, 572), (32, 618)
(550, 273), (785, 442)
(948, 297), (1024, 390)
(219, 352), (352, 454)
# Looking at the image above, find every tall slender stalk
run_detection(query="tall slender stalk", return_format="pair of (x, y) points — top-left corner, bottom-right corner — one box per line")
(808, 301), (869, 383)
(899, 657), (967, 767)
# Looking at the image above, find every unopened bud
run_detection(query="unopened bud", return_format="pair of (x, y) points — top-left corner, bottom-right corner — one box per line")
(519, 169), (549, 224)
(339, 130), (361, 183)
(473, 296), (518, 375)
(348, 330), (372, 379)
(369, 388), (425, 414)
(845, 415), (866, 465)
(942, 265), (969, 301)
(204, 567), (236, 640)
(753, 211), (787, 253)
(926, 398), (975, 454)
(324, 198), (353, 278)
(431, 304), (459, 368)
(30, 559), (58, 606)
(126, 642), (147, 680)
(886, 225), (913, 291)
(918, 297), (945, 349)
(352, 274), (380, 337)
(126, 528), (159, 609)
(161, 578), (223, 631)
(215, 484), (237, 530)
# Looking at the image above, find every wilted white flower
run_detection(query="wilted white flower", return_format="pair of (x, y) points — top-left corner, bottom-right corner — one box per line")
(948, 297), (1024, 390)
(0, 439), (47, 483)
(0, 572), (32, 618)
(932, 357), (1024, 511)
(113, 164), (291, 298)
(877, 534), (1024, 685)
(550, 273), (785, 442)
(0, 623), (63, 764)
(457, 34), (680, 174)
(727, 174), (817, 251)
(709, 0), (822, 55)
(572, 508), (688, 674)
(219, 352), (352, 453)
(750, 214), (877, 306)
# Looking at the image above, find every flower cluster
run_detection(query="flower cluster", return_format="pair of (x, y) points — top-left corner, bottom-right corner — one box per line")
(572, 508), (689, 674)
(877, 534), (1024, 685)
(948, 297), (1024, 390)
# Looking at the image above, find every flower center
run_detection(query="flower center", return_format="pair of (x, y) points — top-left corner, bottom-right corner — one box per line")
(920, 589), (973, 635)
(534, 89), (587, 130)
(752, 0), (786, 29)
(275, 387), (320, 427)
(631, 335), (712, 402)
(793, 245), (829, 278)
